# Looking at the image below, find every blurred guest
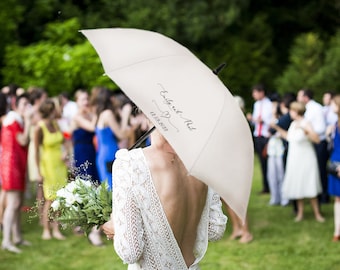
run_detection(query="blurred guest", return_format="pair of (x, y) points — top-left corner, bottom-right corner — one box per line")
(70, 89), (102, 246)
(247, 84), (272, 194)
(70, 89), (98, 182)
(223, 95), (253, 243)
(326, 95), (340, 241)
(0, 92), (9, 229)
(26, 87), (47, 221)
(223, 200), (252, 244)
(1, 83), (19, 111)
(267, 94), (287, 206)
(271, 102), (324, 222)
(297, 89), (328, 204)
(58, 91), (78, 140)
(111, 90), (134, 149)
(323, 90), (338, 155)
(323, 90), (338, 129)
(91, 87), (130, 190)
(35, 99), (69, 240)
(267, 93), (295, 206)
(1, 93), (31, 253)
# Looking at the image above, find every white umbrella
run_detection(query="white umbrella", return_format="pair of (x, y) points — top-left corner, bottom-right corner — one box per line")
(81, 28), (254, 221)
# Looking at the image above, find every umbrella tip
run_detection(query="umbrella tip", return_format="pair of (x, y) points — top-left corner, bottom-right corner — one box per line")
(213, 63), (226, 75)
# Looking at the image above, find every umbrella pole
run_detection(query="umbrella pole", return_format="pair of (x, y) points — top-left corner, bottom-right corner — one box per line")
(129, 126), (156, 150)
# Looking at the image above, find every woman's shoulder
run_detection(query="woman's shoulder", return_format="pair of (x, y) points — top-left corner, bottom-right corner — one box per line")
(100, 109), (114, 118)
(113, 148), (148, 186)
(2, 111), (23, 127)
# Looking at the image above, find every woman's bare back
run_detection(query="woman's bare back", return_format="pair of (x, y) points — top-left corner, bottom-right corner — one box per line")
(143, 147), (208, 267)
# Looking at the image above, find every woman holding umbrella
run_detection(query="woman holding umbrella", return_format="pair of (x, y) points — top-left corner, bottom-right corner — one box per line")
(103, 127), (227, 269)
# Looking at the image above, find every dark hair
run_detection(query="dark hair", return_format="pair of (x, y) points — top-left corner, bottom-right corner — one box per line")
(93, 87), (120, 122)
(28, 87), (46, 105)
(0, 92), (7, 117)
(252, 84), (266, 94)
(268, 92), (281, 102)
(300, 88), (314, 100)
(39, 99), (55, 119)
(282, 92), (296, 109)
(59, 91), (71, 101)
(8, 83), (19, 96)
(324, 90), (336, 98)
(15, 93), (29, 107)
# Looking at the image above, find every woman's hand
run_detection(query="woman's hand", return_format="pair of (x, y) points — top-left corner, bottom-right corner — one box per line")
(102, 214), (115, 240)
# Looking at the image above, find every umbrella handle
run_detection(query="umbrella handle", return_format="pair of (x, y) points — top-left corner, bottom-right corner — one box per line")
(213, 63), (226, 75)
(129, 126), (156, 150)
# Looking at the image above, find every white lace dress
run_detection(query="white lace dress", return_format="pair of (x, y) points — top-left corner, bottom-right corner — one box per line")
(112, 148), (227, 270)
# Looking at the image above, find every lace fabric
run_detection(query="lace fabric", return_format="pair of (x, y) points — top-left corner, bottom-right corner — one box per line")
(112, 148), (227, 269)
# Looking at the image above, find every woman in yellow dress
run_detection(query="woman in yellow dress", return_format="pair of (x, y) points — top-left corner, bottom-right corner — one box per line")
(35, 99), (69, 240)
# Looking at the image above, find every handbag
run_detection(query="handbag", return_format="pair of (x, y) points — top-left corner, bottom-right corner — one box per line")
(327, 161), (340, 177)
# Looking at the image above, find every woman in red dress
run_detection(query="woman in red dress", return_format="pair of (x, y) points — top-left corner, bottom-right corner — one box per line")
(1, 93), (31, 253)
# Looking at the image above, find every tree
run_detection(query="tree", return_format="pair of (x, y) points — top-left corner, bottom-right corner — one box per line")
(310, 31), (340, 93)
(1, 18), (114, 96)
(274, 33), (324, 98)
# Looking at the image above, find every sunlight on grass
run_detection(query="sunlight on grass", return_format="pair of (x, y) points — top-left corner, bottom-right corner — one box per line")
(1, 156), (340, 269)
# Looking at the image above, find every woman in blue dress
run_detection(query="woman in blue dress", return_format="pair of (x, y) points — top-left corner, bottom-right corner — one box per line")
(92, 87), (130, 190)
(71, 89), (104, 246)
(71, 89), (98, 183)
(328, 94), (340, 242)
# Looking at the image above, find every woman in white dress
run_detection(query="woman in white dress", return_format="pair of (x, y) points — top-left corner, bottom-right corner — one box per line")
(103, 128), (227, 269)
(271, 101), (324, 222)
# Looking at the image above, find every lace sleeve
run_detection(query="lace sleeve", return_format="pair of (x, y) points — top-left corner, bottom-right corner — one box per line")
(208, 192), (227, 242)
(112, 150), (144, 264)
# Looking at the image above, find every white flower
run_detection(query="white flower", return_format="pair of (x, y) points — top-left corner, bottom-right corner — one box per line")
(83, 180), (92, 188)
(56, 188), (68, 198)
(51, 200), (60, 211)
(65, 181), (77, 193)
(65, 193), (77, 207)
(74, 193), (83, 204)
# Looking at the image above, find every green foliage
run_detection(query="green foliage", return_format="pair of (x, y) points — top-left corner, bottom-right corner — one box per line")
(50, 178), (112, 235)
(2, 158), (340, 270)
(0, 0), (24, 56)
(201, 13), (277, 106)
(275, 33), (325, 96)
(310, 31), (340, 92)
(43, 18), (83, 45)
(0, 0), (339, 99)
(1, 18), (115, 96)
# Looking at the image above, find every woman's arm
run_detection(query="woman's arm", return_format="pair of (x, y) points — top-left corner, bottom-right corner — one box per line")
(302, 122), (320, 144)
(270, 121), (288, 140)
(34, 125), (43, 182)
(112, 152), (144, 263)
(71, 113), (97, 133)
(16, 116), (31, 146)
(102, 110), (130, 140)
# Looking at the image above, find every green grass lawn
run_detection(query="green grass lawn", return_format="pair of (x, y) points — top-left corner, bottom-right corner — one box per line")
(1, 157), (340, 270)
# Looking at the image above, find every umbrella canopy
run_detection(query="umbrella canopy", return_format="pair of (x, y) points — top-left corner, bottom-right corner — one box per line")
(81, 28), (254, 221)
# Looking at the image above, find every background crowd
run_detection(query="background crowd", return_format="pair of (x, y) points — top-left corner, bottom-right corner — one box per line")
(0, 84), (150, 253)
(0, 82), (339, 255)
(246, 85), (340, 242)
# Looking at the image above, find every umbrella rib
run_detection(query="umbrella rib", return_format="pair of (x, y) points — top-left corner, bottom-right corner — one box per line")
(188, 94), (227, 175)
(104, 54), (191, 74)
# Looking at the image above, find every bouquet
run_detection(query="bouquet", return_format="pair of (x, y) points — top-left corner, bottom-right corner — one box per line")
(50, 176), (112, 234)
